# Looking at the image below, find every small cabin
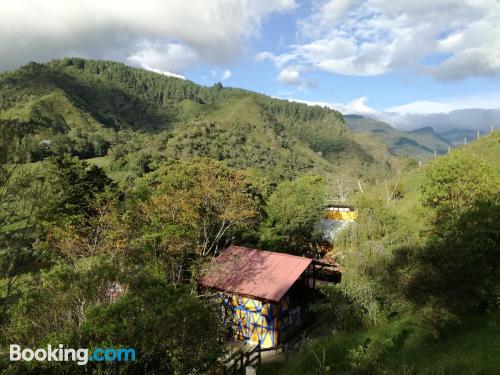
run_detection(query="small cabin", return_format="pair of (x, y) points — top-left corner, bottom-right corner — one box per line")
(200, 245), (319, 349)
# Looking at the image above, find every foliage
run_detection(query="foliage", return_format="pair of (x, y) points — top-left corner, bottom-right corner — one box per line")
(1, 261), (224, 374)
(330, 197), (416, 327)
(131, 159), (262, 283)
(82, 270), (225, 375)
(30, 155), (118, 266)
(421, 152), (497, 220)
(36, 155), (114, 227)
(0, 58), (396, 184)
(347, 337), (394, 374)
(260, 175), (326, 253)
(1, 58), (499, 374)
(0, 125), (46, 325)
(403, 198), (500, 314)
(257, 313), (500, 375)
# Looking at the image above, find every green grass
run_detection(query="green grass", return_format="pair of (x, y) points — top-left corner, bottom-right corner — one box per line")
(392, 315), (500, 374)
(258, 313), (500, 375)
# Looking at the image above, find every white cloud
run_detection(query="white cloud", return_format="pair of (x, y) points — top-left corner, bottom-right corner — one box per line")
(0, 0), (297, 72)
(127, 42), (198, 73)
(276, 65), (316, 88)
(277, 66), (303, 85)
(256, 51), (297, 67)
(211, 68), (232, 81)
(386, 93), (500, 114)
(264, 0), (500, 81)
(287, 94), (500, 131)
(140, 66), (186, 80)
(341, 97), (380, 117)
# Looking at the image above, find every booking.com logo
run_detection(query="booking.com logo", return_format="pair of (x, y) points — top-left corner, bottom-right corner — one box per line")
(10, 344), (136, 366)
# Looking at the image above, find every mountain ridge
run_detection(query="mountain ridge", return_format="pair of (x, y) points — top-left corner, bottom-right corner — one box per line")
(344, 114), (452, 160)
(1, 58), (397, 183)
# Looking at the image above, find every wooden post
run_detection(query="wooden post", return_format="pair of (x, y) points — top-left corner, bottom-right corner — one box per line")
(477, 130), (480, 140)
(312, 263), (316, 303)
(275, 302), (280, 354)
(357, 179), (364, 193)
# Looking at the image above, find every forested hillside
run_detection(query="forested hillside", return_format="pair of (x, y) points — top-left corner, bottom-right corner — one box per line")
(0, 58), (399, 184)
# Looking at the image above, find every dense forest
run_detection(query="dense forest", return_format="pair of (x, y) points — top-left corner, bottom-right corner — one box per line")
(0, 59), (499, 374)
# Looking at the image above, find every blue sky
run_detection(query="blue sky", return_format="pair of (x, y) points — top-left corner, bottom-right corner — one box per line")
(1, 0), (499, 130)
(184, 1), (500, 119)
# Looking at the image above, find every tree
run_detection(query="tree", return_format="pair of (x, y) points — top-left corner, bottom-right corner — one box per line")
(3, 262), (225, 374)
(403, 152), (500, 313)
(134, 159), (261, 283)
(82, 271), (225, 374)
(36, 155), (114, 227)
(0, 121), (45, 324)
(404, 198), (500, 314)
(260, 175), (326, 252)
(34, 155), (117, 262)
(421, 152), (497, 220)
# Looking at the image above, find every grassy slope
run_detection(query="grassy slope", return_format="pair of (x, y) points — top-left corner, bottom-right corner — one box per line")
(353, 130), (500, 231)
(258, 313), (500, 375)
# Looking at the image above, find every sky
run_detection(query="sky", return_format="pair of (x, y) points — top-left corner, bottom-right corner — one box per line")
(1, 0), (500, 131)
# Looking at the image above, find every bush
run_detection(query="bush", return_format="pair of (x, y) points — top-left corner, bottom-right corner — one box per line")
(348, 337), (394, 374)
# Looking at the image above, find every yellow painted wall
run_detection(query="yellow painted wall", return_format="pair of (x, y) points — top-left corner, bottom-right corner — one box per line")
(324, 211), (358, 220)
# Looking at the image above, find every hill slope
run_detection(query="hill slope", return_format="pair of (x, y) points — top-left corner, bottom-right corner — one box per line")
(351, 130), (500, 231)
(0, 58), (397, 182)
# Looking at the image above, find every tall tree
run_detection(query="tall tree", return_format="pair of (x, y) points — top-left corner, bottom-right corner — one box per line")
(421, 152), (497, 221)
(135, 159), (261, 283)
(260, 175), (327, 252)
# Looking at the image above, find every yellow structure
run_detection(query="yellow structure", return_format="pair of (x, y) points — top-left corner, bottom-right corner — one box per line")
(324, 205), (358, 220)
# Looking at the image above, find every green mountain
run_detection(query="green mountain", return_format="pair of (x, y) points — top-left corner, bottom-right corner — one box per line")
(0, 58), (397, 182)
(344, 114), (452, 161)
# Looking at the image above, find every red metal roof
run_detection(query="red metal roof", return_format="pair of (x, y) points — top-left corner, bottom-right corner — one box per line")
(200, 245), (312, 302)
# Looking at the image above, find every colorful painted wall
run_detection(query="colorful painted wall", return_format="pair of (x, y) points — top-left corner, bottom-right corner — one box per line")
(219, 292), (303, 349)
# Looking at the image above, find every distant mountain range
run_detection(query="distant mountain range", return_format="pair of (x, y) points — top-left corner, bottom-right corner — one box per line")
(344, 114), (452, 161)
(435, 128), (488, 147)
